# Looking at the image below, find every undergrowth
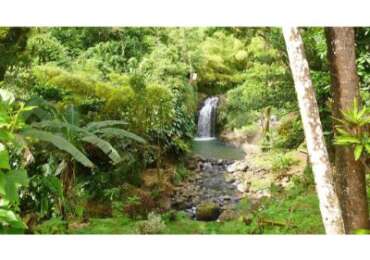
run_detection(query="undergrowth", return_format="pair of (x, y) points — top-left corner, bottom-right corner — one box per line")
(64, 166), (324, 234)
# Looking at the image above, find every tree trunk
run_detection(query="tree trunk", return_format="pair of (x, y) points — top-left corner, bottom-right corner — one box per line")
(283, 27), (345, 234)
(325, 27), (369, 232)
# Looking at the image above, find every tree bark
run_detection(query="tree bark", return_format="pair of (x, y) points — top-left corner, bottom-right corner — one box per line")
(283, 27), (345, 234)
(325, 27), (369, 232)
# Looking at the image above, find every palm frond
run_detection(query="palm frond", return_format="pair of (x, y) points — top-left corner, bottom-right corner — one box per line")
(65, 105), (80, 126)
(85, 120), (127, 131)
(22, 129), (94, 168)
(94, 127), (146, 144)
(81, 135), (121, 164)
(32, 120), (90, 135)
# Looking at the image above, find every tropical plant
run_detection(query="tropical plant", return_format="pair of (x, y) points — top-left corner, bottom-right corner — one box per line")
(334, 100), (370, 172)
(0, 90), (33, 233)
(24, 104), (145, 188)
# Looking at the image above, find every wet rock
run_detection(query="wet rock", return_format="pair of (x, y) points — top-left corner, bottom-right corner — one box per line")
(237, 181), (250, 193)
(226, 160), (249, 173)
(195, 202), (221, 221)
(224, 174), (236, 183)
(185, 207), (196, 218)
(222, 195), (231, 201)
(202, 162), (213, 172)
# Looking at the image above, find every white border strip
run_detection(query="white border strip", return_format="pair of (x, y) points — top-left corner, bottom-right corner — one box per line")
(1, 0), (370, 26)
(1, 235), (369, 260)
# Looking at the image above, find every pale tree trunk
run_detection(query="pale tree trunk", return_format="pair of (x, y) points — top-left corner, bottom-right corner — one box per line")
(283, 27), (345, 234)
(326, 27), (369, 232)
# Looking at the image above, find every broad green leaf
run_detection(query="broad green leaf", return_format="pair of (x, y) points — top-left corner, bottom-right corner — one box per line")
(0, 144), (10, 170)
(0, 208), (18, 223)
(22, 129), (94, 168)
(0, 208), (26, 231)
(0, 172), (5, 195)
(85, 120), (127, 131)
(0, 197), (9, 207)
(336, 128), (350, 136)
(32, 120), (87, 134)
(95, 127), (146, 144)
(4, 178), (17, 203)
(335, 136), (361, 145)
(0, 130), (13, 142)
(82, 135), (121, 164)
(365, 143), (370, 153)
(65, 105), (80, 126)
(0, 169), (27, 204)
(8, 169), (28, 186)
(354, 145), (363, 161)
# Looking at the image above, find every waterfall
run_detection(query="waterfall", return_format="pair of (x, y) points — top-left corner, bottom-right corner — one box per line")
(196, 96), (219, 140)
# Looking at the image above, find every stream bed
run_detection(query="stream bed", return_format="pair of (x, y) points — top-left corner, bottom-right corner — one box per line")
(173, 96), (248, 220)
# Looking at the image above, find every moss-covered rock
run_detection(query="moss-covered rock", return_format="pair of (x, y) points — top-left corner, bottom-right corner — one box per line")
(195, 202), (220, 221)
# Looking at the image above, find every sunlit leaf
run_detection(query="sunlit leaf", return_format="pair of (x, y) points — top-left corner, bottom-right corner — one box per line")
(354, 145), (363, 161)
(0, 144), (10, 170)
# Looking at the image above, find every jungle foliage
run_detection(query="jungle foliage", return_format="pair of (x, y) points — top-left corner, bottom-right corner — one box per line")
(0, 27), (369, 234)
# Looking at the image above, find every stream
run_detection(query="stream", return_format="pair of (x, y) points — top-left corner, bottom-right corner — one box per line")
(171, 97), (247, 220)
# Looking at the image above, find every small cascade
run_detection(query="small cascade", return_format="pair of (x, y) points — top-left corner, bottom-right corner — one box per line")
(196, 96), (219, 140)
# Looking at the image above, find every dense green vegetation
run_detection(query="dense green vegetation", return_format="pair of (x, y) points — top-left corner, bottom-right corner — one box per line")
(0, 27), (369, 234)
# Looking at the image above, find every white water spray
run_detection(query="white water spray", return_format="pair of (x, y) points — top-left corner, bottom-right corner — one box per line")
(196, 96), (219, 140)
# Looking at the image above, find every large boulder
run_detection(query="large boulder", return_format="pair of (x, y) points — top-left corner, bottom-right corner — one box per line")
(195, 202), (221, 221)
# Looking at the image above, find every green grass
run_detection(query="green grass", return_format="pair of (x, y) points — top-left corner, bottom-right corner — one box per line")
(69, 187), (324, 234)
(69, 215), (255, 235)
(69, 217), (138, 234)
(51, 167), (327, 235)
(254, 192), (324, 234)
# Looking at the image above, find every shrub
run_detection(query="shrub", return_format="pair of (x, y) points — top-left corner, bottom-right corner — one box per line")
(122, 189), (156, 219)
(33, 217), (67, 234)
(271, 153), (299, 173)
(241, 124), (259, 139)
(172, 164), (189, 184)
(275, 113), (304, 149)
(136, 212), (166, 234)
(26, 33), (69, 65)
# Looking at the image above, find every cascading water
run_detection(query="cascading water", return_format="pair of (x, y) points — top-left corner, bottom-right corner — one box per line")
(196, 96), (219, 140)
(192, 96), (245, 160)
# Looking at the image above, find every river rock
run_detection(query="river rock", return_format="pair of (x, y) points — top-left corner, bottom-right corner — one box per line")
(195, 202), (221, 221)
(226, 160), (249, 173)
(202, 162), (213, 172)
(237, 181), (250, 193)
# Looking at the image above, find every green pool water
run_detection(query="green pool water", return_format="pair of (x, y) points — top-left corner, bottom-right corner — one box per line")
(191, 138), (245, 160)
